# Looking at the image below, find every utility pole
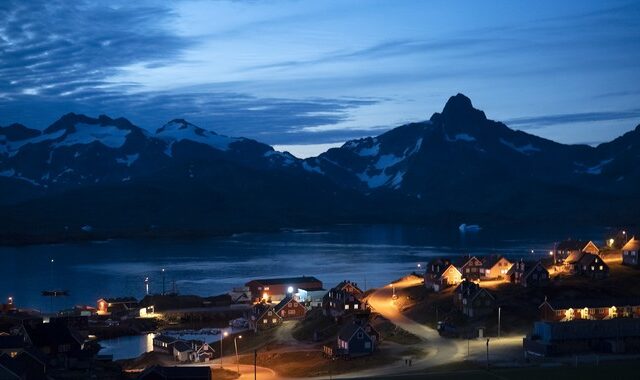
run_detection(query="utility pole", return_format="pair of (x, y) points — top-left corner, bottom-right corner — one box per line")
(234, 335), (242, 374)
(254, 349), (257, 380)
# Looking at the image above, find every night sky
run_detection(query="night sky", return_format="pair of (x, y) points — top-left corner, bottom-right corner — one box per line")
(1, 0), (639, 157)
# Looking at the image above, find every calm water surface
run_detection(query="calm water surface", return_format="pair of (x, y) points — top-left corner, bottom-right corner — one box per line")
(0, 224), (603, 312)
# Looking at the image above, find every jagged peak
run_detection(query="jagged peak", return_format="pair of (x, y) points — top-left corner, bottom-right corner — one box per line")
(44, 113), (138, 134)
(156, 119), (216, 136)
(0, 123), (41, 141)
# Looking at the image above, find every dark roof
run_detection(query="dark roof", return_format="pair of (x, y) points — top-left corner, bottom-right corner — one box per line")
(578, 252), (603, 267)
(246, 276), (322, 286)
(0, 351), (46, 380)
(154, 335), (180, 344)
(173, 341), (192, 353)
(523, 262), (549, 278)
(535, 318), (640, 341)
(334, 281), (363, 293)
(252, 303), (278, 320)
(556, 240), (588, 251)
(425, 259), (452, 275)
(0, 335), (24, 349)
(138, 365), (211, 379)
(338, 323), (367, 341)
(0, 354), (21, 379)
(274, 296), (296, 313)
(542, 297), (640, 310)
(622, 237), (640, 251)
(102, 297), (138, 303)
(22, 323), (83, 348)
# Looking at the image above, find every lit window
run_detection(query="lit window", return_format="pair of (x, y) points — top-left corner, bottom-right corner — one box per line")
(354, 304), (359, 309)
(599, 266), (603, 270)
(345, 305), (350, 310)
(263, 319), (267, 324)
(272, 318), (277, 323)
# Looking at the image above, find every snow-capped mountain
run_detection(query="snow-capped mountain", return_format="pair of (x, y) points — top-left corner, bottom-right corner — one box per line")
(0, 114), (300, 192)
(1, 94), (639, 244)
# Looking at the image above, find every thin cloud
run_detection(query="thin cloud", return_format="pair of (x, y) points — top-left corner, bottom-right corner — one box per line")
(506, 109), (640, 129)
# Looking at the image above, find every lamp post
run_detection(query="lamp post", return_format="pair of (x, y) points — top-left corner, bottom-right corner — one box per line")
(497, 307), (501, 339)
(220, 331), (229, 369)
(161, 268), (165, 295)
(623, 230), (627, 244)
(234, 335), (242, 374)
(144, 277), (149, 295)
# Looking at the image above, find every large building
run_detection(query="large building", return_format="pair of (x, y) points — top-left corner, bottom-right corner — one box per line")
(524, 318), (640, 356)
(245, 276), (323, 303)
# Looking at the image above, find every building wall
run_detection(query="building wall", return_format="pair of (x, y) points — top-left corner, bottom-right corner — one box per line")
(484, 258), (512, 279)
(623, 250), (639, 266)
(278, 299), (307, 319)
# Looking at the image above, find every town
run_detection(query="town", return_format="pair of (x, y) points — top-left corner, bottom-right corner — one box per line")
(1, 233), (640, 379)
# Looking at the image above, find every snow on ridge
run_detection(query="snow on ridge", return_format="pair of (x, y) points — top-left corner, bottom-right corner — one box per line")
(575, 158), (614, 175)
(499, 138), (540, 154)
(116, 153), (139, 167)
(374, 154), (404, 170)
(5, 129), (65, 157)
(357, 142), (380, 157)
(0, 169), (40, 186)
(0, 168), (16, 177)
(302, 161), (323, 174)
(357, 170), (391, 189)
(264, 150), (296, 166)
(54, 123), (130, 149)
(446, 133), (476, 142)
(156, 121), (236, 155)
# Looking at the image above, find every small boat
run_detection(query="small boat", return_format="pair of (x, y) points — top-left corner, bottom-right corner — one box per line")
(41, 290), (69, 297)
(459, 224), (481, 233)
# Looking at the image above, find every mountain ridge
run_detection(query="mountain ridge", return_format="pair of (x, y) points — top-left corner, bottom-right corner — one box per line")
(1, 94), (639, 245)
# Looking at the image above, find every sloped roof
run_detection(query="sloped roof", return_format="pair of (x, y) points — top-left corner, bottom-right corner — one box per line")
(578, 252), (603, 267)
(523, 261), (549, 278)
(557, 240), (589, 251)
(274, 296), (294, 313)
(564, 251), (585, 264)
(0, 336), (24, 349)
(154, 335), (179, 344)
(338, 323), (368, 342)
(623, 237), (640, 251)
(173, 341), (192, 353)
(482, 255), (510, 269)
(23, 323), (83, 348)
(101, 297), (138, 304)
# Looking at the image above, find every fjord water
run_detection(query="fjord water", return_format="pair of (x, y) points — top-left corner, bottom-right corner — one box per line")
(1, 224), (602, 311)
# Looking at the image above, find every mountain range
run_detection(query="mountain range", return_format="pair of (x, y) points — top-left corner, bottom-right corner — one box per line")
(1, 94), (638, 244)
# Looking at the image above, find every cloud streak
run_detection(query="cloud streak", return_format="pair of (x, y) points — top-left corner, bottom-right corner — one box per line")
(505, 109), (640, 129)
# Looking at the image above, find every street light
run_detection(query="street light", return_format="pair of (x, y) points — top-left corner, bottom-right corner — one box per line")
(220, 331), (229, 369)
(498, 307), (501, 338)
(161, 268), (166, 295)
(234, 335), (243, 374)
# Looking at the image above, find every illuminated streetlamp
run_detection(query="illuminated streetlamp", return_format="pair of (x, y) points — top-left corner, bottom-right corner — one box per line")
(234, 335), (242, 374)
(161, 268), (166, 295)
(220, 331), (229, 369)
(144, 277), (149, 295)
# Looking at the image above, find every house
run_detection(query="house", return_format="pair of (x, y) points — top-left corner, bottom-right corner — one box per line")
(622, 237), (640, 267)
(539, 298), (640, 321)
(424, 259), (462, 291)
(153, 335), (179, 355)
(138, 365), (211, 380)
(274, 296), (307, 320)
(96, 297), (139, 316)
(577, 253), (609, 279)
(453, 280), (495, 318)
(524, 318), (640, 356)
(20, 323), (84, 359)
(323, 322), (376, 358)
(457, 256), (484, 281)
(0, 335), (24, 357)
(248, 303), (282, 332)
(506, 260), (550, 287)
(172, 341), (193, 362)
(554, 240), (599, 263)
(189, 342), (214, 363)
(245, 276), (323, 303)
(322, 281), (364, 318)
(481, 255), (513, 280)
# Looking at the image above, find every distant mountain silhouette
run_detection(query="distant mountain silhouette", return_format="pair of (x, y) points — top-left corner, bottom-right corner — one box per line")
(1, 94), (638, 244)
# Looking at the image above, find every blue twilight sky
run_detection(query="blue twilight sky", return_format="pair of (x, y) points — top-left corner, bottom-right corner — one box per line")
(1, 0), (639, 157)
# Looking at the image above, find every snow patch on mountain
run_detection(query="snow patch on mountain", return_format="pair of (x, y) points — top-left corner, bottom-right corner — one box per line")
(499, 138), (540, 155)
(446, 133), (476, 142)
(5, 129), (65, 156)
(302, 161), (323, 174)
(116, 154), (139, 167)
(264, 150), (296, 166)
(357, 142), (380, 157)
(53, 123), (130, 149)
(0, 168), (15, 177)
(357, 170), (392, 188)
(575, 158), (614, 175)
(156, 120), (237, 154)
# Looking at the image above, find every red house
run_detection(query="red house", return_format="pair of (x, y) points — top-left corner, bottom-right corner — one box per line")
(274, 296), (307, 320)
(540, 298), (640, 322)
